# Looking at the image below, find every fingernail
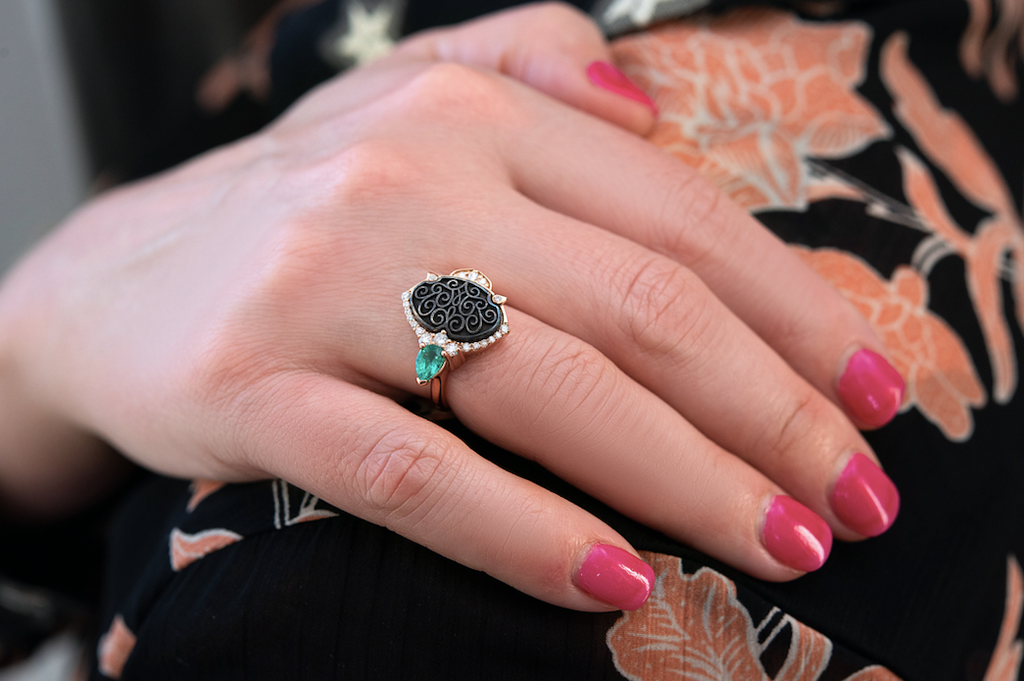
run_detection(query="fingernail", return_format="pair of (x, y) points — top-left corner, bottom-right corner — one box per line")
(763, 496), (832, 572)
(575, 544), (654, 610)
(586, 61), (658, 114)
(838, 349), (905, 428)
(831, 453), (900, 537)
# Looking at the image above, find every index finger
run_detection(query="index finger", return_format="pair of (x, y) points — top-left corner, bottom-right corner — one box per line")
(237, 373), (655, 612)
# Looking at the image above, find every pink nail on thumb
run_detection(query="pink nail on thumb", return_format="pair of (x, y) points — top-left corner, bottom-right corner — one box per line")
(575, 544), (654, 611)
(586, 61), (657, 114)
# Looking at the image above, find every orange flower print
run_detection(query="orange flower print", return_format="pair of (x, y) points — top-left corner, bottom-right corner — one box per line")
(169, 527), (243, 571)
(960, 0), (1024, 102)
(882, 32), (1024, 407)
(606, 552), (898, 681)
(612, 8), (889, 211)
(186, 479), (225, 512)
(985, 555), (1024, 681)
(796, 247), (985, 441)
(98, 614), (136, 679)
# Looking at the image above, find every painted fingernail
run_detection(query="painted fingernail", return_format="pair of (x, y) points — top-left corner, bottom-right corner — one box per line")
(575, 544), (654, 610)
(831, 453), (900, 537)
(586, 61), (658, 114)
(838, 349), (905, 428)
(763, 496), (832, 572)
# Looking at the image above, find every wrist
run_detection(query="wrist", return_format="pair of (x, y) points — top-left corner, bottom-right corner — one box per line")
(0, 240), (130, 521)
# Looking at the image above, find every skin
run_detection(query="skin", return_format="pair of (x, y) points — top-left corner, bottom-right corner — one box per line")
(0, 4), (895, 611)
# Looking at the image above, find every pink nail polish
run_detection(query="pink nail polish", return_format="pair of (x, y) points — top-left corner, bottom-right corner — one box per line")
(831, 453), (900, 537)
(575, 544), (654, 610)
(838, 349), (905, 428)
(586, 61), (658, 114)
(763, 496), (832, 572)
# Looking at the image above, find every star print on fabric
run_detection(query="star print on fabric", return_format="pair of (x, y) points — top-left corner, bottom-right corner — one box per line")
(324, 0), (401, 67)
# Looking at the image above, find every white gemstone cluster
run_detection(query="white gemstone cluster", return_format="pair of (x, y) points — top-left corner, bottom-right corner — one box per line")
(402, 289), (508, 357)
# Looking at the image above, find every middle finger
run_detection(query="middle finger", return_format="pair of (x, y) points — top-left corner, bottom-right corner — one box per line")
(432, 193), (898, 543)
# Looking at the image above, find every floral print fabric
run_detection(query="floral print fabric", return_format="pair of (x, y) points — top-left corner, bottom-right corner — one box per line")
(612, 9), (890, 211)
(606, 553), (1022, 681)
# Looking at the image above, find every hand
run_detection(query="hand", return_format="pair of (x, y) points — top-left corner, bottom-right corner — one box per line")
(0, 3), (903, 611)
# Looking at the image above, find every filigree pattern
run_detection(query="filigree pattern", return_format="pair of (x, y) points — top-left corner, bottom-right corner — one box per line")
(411, 276), (502, 342)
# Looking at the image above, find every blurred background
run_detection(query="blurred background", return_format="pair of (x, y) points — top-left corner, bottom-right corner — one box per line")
(1, 3), (274, 676)
(0, 0), (275, 274)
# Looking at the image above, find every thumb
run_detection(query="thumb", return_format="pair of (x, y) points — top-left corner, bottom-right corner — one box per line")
(394, 2), (657, 135)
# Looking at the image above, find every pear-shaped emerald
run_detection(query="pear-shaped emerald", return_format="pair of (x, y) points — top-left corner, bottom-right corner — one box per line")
(416, 345), (446, 382)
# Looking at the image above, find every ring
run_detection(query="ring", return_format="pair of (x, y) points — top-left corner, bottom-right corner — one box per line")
(402, 269), (509, 409)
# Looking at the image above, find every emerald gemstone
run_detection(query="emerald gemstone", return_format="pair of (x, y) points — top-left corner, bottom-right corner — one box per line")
(416, 345), (446, 382)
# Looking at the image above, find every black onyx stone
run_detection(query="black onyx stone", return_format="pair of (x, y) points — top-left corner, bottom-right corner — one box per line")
(411, 276), (502, 343)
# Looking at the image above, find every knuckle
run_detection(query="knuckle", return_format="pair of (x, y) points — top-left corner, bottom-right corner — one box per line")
(653, 173), (729, 269)
(755, 387), (827, 466)
(329, 138), (426, 206)
(535, 343), (611, 417)
(398, 62), (525, 127)
(502, 334), (616, 447)
(611, 254), (716, 361)
(353, 429), (457, 526)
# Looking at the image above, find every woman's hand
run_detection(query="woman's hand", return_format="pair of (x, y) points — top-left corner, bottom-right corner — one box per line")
(0, 4), (902, 611)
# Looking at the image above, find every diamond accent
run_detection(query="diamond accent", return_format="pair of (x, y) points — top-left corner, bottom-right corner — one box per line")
(492, 294), (506, 304)
(500, 324), (509, 334)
